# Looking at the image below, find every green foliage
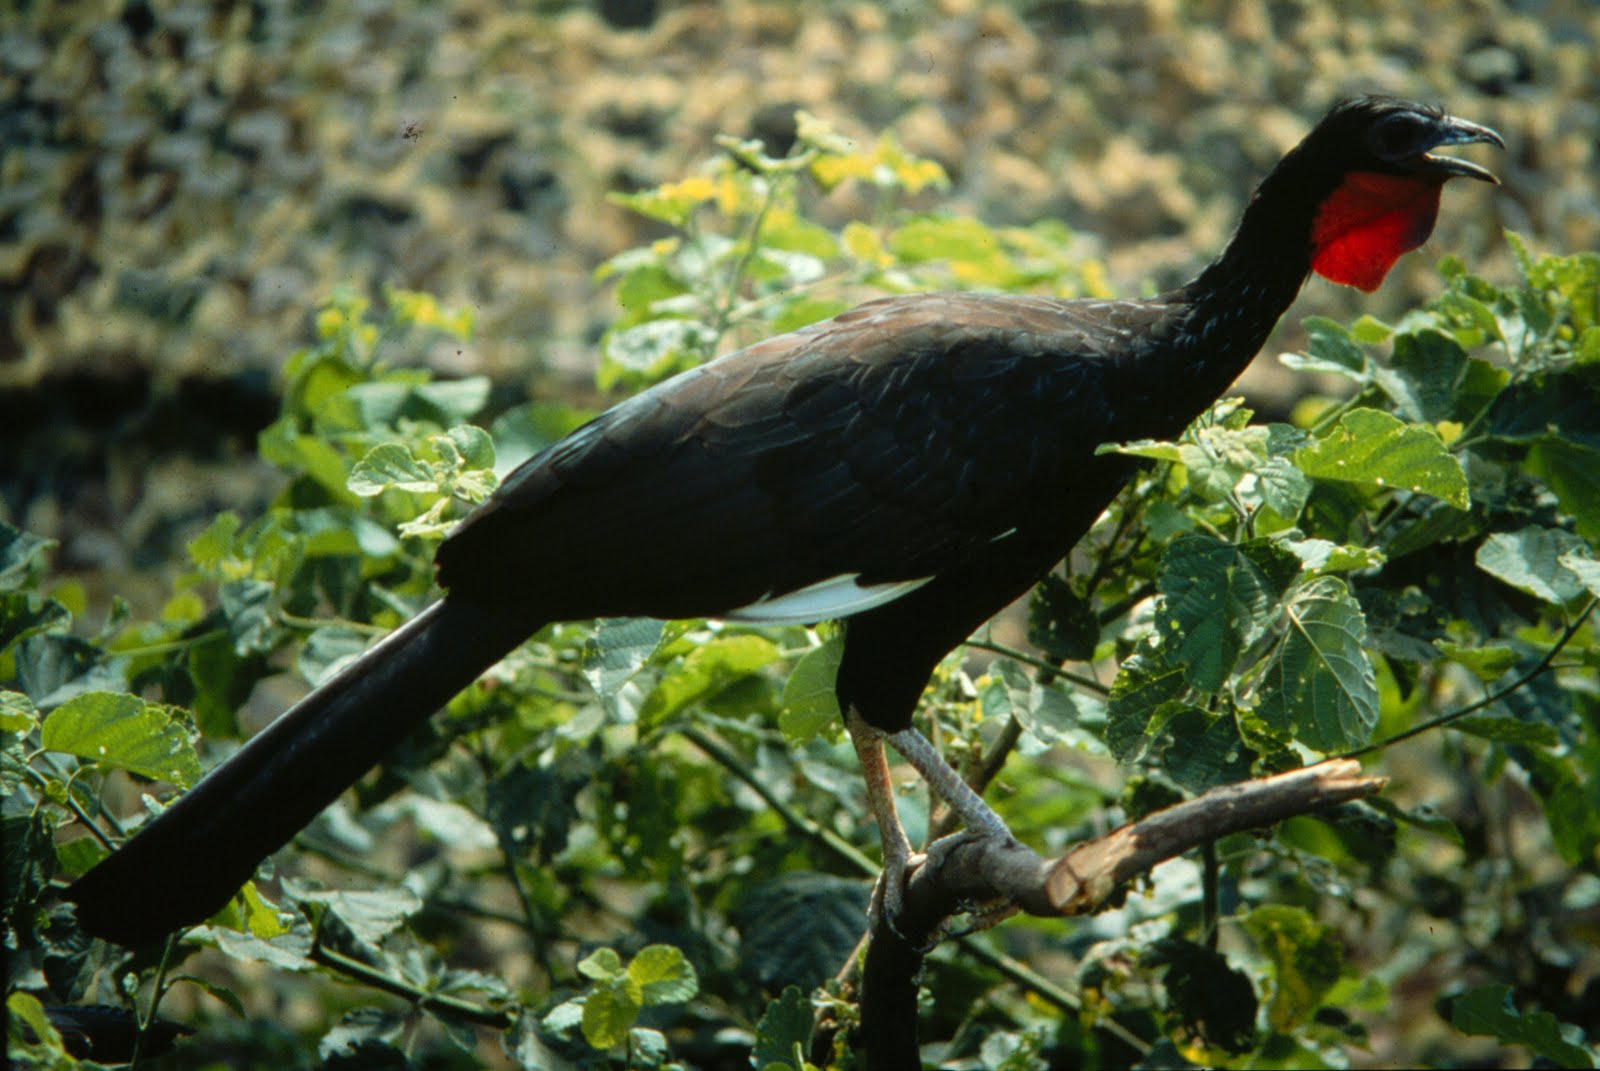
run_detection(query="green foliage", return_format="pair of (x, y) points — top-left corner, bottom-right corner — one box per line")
(1448, 983), (1595, 1068)
(2, 114), (1597, 1070)
(593, 112), (1103, 394)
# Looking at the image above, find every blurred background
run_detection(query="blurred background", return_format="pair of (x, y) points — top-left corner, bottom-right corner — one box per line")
(2, 0), (1596, 606)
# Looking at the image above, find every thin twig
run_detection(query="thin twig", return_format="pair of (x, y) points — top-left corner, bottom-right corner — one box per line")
(963, 639), (1109, 695)
(308, 943), (512, 1028)
(1339, 597), (1596, 759)
(130, 935), (180, 1069)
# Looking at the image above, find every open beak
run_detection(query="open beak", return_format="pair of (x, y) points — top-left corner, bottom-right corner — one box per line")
(1419, 116), (1505, 184)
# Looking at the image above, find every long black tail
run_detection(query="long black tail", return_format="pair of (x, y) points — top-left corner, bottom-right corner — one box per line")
(66, 598), (539, 946)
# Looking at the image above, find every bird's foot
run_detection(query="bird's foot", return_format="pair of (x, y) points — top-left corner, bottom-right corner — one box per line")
(869, 849), (927, 941)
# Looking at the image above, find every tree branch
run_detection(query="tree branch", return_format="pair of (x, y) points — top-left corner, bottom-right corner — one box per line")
(857, 760), (1385, 1063)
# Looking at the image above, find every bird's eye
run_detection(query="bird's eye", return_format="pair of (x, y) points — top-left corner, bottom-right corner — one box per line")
(1369, 114), (1428, 160)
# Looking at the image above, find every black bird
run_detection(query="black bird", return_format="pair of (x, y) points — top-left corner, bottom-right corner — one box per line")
(68, 97), (1501, 946)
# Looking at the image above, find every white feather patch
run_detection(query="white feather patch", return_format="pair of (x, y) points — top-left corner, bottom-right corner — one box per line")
(724, 573), (933, 625)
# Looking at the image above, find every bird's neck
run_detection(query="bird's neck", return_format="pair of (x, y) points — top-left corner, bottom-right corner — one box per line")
(1123, 164), (1324, 436)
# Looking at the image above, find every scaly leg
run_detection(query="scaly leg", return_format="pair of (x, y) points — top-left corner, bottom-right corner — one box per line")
(845, 707), (917, 918)
(888, 726), (1011, 841)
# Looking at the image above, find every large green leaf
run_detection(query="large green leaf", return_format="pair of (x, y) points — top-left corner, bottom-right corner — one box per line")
(1256, 577), (1378, 752)
(1295, 407), (1469, 508)
(40, 692), (201, 787)
(1156, 535), (1299, 692)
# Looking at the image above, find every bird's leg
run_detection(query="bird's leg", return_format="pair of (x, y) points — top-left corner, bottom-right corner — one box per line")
(887, 726), (1012, 841)
(845, 708), (919, 919)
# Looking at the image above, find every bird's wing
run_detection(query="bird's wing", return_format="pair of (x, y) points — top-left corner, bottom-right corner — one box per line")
(436, 293), (1146, 621)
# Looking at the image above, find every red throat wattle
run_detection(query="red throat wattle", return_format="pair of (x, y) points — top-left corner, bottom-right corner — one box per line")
(1311, 171), (1445, 292)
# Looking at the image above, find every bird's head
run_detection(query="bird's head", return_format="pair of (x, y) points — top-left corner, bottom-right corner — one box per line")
(1287, 96), (1504, 291)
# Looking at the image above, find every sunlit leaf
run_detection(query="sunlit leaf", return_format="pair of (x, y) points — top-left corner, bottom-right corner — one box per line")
(628, 944), (698, 1006)
(41, 691), (201, 787)
(1296, 408), (1469, 508)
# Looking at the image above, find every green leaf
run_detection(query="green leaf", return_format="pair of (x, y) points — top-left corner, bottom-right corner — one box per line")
(170, 973), (248, 1017)
(1256, 577), (1379, 753)
(219, 579), (281, 656)
(1295, 408), (1469, 509)
(1105, 651), (1188, 762)
(1280, 537), (1385, 576)
(1516, 746), (1600, 865)
(413, 377), (491, 425)
(1154, 706), (1257, 792)
(1374, 329), (1472, 423)
(1279, 316), (1367, 379)
(1475, 526), (1591, 606)
(1433, 640), (1519, 681)
(577, 947), (625, 982)
(779, 634), (842, 742)
(347, 442), (439, 497)
(600, 319), (717, 390)
(1242, 904), (1344, 1033)
(1364, 796), (1463, 844)
(1098, 437), (1184, 463)
(1448, 984), (1594, 1068)
(1527, 439), (1600, 541)
(258, 425), (359, 502)
(1255, 456), (1313, 522)
(627, 944), (698, 1006)
(639, 634), (779, 731)
(439, 423), (496, 471)
(583, 618), (665, 701)
(581, 979), (641, 1050)
(0, 690), (37, 735)
(767, 295), (849, 335)
(1156, 535), (1299, 692)
(187, 512), (243, 571)
(1560, 551), (1600, 598)
(209, 925), (316, 972)
(7, 992), (65, 1058)
(1485, 372), (1600, 453)
(41, 691), (201, 787)
(732, 873), (871, 992)
(0, 592), (69, 654)
(1452, 714), (1560, 748)
(753, 987), (814, 1071)
(3, 813), (55, 916)
(287, 884), (421, 945)
(1027, 573), (1099, 663)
